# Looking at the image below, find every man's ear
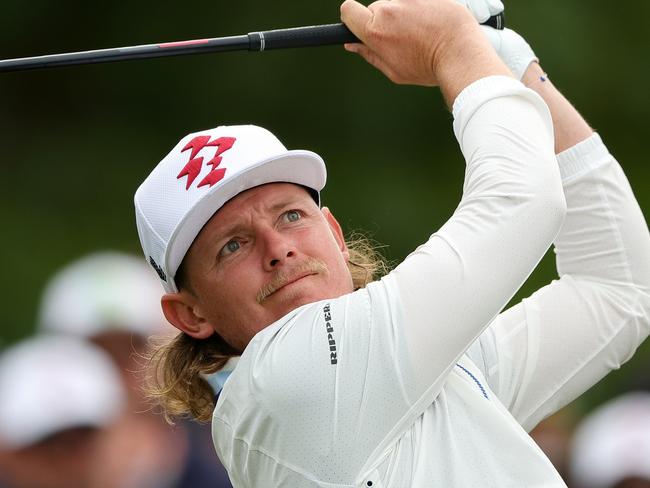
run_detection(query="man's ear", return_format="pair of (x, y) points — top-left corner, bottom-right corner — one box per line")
(322, 206), (349, 262)
(161, 292), (215, 339)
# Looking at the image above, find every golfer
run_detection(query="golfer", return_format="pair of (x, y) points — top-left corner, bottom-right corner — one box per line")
(134, 0), (650, 486)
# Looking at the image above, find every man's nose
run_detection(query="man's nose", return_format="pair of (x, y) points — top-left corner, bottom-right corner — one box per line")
(261, 229), (296, 270)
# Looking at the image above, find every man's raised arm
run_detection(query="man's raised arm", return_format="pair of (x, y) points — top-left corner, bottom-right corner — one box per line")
(340, 0), (567, 398)
(467, 26), (650, 430)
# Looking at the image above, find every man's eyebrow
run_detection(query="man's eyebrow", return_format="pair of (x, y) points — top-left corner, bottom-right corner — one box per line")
(212, 222), (244, 243)
(212, 197), (306, 241)
(267, 198), (302, 214)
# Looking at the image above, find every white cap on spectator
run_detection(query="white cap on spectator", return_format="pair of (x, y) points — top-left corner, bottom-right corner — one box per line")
(570, 392), (650, 488)
(37, 251), (170, 338)
(0, 335), (125, 449)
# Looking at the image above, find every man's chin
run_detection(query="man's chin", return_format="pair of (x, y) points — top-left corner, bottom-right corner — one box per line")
(265, 284), (324, 317)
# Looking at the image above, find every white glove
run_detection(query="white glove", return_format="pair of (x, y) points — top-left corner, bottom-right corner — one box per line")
(481, 26), (538, 80)
(455, 0), (504, 24)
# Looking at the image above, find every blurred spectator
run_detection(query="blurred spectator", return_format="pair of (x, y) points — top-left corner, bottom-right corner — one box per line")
(0, 335), (125, 488)
(38, 251), (172, 407)
(529, 406), (576, 482)
(37, 251), (232, 487)
(570, 392), (650, 488)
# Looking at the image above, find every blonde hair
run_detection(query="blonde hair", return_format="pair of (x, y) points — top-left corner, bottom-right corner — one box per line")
(144, 233), (390, 424)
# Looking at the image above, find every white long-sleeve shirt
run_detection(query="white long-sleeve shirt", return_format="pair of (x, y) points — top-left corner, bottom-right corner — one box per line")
(467, 132), (650, 431)
(211, 76), (650, 487)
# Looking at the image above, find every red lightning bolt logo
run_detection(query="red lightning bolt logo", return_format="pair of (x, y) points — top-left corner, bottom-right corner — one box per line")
(177, 135), (236, 190)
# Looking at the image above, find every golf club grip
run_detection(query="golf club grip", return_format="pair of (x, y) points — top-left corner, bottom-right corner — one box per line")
(249, 24), (357, 50)
(250, 12), (504, 51)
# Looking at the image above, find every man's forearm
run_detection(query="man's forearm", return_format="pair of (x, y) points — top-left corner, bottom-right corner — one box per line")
(435, 21), (512, 106)
(521, 62), (593, 154)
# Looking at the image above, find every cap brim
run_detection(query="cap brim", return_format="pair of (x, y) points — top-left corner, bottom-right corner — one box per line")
(163, 150), (326, 292)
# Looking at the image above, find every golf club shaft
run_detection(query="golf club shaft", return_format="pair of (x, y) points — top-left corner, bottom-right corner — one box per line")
(0, 14), (504, 73)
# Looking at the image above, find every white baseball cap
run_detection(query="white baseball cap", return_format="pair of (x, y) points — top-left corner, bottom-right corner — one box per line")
(570, 392), (650, 488)
(37, 251), (171, 337)
(0, 335), (125, 449)
(134, 124), (326, 292)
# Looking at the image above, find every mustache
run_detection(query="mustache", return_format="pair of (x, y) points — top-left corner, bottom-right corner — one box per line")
(256, 258), (328, 303)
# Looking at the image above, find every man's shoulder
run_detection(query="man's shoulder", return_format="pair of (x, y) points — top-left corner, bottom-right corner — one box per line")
(215, 290), (375, 408)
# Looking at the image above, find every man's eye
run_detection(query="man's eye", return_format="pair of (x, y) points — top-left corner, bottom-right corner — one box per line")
(220, 240), (241, 257)
(285, 210), (301, 222)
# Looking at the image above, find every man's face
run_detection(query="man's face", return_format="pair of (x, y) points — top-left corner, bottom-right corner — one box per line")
(177, 183), (353, 352)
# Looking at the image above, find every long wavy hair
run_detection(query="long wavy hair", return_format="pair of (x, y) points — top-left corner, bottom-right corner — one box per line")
(144, 232), (390, 423)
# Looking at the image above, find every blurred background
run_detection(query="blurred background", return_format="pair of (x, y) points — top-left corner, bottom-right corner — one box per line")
(0, 0), (648, 486)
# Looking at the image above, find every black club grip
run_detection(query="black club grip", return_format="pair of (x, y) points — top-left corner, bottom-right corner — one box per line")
(483, 12), (504, 30)
(248, 24), (358, 51)
(248, 13), (504, 51)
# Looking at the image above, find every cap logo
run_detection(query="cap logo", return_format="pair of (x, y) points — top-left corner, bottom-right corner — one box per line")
(149, 256), (167, 282)
(177, 135), (236, 190)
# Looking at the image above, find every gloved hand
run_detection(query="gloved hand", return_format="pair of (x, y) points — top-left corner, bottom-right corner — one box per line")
(481, 26), (538, 80)
(455, 0), (504, 24)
